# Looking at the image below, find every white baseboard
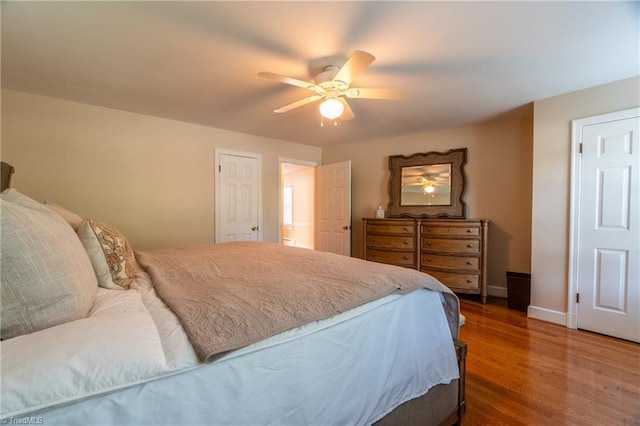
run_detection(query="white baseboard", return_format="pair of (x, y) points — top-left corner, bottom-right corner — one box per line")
(527, 305), (566, 326)
(487, 285), (508, 298)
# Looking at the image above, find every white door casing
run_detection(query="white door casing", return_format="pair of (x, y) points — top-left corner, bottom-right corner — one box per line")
(316, 161), (352, 256)
(569, 108), (639, 343)
(215, 150), (262, 243)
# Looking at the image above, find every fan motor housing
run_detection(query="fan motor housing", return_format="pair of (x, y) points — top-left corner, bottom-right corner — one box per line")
(315, 66), (348, 93)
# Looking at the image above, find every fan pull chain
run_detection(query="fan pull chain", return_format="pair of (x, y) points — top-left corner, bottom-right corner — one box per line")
(319, 116), (339, 128)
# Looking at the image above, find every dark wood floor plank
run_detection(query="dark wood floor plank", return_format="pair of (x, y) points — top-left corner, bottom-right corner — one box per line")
(459, 297), (640, 425)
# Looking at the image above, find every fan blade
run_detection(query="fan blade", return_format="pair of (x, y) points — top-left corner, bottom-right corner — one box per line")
(333, 50), (375, 86)
(338, 97), (355, 121)
(345, 88), (409, 99)
(274, 95), (324, 113)
(258, 72), (319, 92)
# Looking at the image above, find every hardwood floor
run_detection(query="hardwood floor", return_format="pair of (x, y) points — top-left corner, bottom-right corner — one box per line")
(458, 297), (640, 426)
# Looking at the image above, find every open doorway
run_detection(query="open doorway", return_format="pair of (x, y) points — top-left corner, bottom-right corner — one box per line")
(280, 159), (317, 250)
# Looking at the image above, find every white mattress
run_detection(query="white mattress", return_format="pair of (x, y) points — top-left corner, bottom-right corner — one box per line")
(1, 266), (459, 425)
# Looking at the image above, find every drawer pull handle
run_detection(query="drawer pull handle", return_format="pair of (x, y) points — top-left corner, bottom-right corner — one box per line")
(427, 241), (432, 246)
(427, 228), (432, 232)
(467, 280), (473, 283)
(372, 226), (376, 230)
(467, 244), (473, 248)
(427, 257), (432, 262)
(372, 239), (376, 243)
(371, 253), (376, 257)
(403, 256), (409, 260)
(467, 229), (472, 233)
(466, 261), (473, 265)
(404, 227), (409, 231)
(403, 240), (409, 245)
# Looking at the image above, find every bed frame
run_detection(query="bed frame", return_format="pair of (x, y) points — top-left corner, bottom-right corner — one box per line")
(1, 161), (14, 191)
(0, 161), (466, 425)
(376, 339), (466, 426)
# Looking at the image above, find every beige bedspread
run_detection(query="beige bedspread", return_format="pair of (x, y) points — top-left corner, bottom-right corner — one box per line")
(136, 241), (459, 363)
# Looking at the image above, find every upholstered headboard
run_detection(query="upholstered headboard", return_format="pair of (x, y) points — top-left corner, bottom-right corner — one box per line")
(1, 162), (15, 191)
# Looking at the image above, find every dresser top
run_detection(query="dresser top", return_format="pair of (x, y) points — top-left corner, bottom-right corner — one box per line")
(363, 218), (489, 224)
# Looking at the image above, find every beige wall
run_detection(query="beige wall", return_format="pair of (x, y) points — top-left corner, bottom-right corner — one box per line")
(323, 116), (534, 293)
(1, 89), (321, 250)
(530, 76), (640, 322)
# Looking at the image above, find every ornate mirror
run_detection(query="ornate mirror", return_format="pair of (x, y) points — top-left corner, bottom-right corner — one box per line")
(387, 148), (467, 218)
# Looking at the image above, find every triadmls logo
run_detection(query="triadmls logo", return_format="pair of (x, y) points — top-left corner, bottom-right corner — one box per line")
(1, 417), (44, 425)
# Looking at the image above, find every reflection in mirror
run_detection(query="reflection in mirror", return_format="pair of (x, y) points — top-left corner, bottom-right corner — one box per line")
(400, 164), (452, 206)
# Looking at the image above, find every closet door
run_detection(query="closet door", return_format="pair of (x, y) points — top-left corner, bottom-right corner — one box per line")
(316, 161), (351, 256)
(216, 151), (261, 243)
(575, 112), (639, 343)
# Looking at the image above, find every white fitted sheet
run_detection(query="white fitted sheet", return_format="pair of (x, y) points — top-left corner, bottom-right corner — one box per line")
(1, 267), (459, 425)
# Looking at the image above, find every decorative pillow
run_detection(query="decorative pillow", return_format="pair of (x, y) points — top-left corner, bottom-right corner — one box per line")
(78, 219), (136, 290)
(43, 200), (84, 232)
(0, 189), (98, 340)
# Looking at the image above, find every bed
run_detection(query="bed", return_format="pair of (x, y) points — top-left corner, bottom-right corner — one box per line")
(0, 162), (466, 426)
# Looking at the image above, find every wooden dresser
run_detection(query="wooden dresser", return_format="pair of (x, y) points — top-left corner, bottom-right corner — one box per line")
(363, 218), (489, 303)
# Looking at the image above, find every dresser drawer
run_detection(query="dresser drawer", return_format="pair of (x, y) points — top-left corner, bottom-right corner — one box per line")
(421, 254), (479, 270)
(423, 270), (480, 289)
(368, 235), (415, 250)
(367, 222), (415, 235)
(421, 225), (480, 237)
(422, 238), (479, 254)
(367, 249), (415, 266)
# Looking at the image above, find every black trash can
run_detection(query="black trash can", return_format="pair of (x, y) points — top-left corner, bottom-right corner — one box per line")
(506, 271), (531, 312)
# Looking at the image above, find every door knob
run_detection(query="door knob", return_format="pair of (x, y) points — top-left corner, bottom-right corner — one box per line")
(342, 225), (351, 230)
(251, 226), (259, 231)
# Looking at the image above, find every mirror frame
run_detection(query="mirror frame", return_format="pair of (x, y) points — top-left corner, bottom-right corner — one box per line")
(387, 148), (467, 218)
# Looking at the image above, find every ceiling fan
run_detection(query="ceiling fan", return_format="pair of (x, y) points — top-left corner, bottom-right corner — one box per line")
(258, 50), (408, 121)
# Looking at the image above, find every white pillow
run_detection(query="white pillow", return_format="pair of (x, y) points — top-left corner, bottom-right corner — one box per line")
(0, 189), (98, 339)
(78, 219), (136, 290)
(43, 200), (84, 232)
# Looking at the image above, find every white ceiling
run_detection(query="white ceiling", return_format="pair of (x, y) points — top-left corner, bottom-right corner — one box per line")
(2, 1), (638, 147)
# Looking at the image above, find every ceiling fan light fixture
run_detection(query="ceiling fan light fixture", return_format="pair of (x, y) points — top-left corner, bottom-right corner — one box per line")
(259, 50), (405, 122)
(319, 98), (344, 119)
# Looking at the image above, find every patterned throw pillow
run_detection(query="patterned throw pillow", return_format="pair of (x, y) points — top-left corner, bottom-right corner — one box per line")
(78, 219), (136, 290)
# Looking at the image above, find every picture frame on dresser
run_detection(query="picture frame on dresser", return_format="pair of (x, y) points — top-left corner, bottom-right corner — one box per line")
(387, 148), (467, 219)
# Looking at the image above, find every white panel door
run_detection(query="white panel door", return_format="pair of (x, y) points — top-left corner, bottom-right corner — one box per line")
(316, 161), (351, 256)
(216, 153), (260, 243)
(577, 115), (639, 342)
